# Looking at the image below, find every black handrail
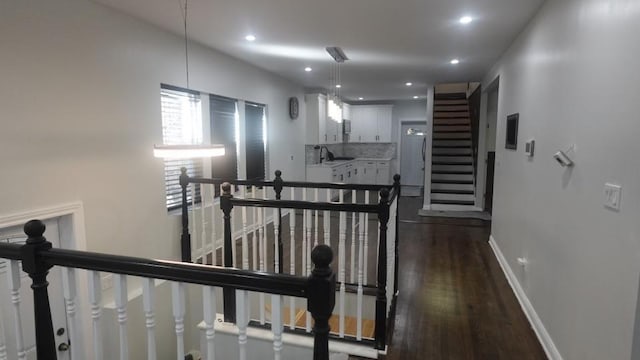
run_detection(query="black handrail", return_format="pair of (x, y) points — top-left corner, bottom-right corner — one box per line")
(180, 168), (401, 351)
(0, 220), (336, 360)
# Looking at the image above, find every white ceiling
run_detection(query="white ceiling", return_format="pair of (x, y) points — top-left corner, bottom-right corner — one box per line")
(94, 0), (544, 101)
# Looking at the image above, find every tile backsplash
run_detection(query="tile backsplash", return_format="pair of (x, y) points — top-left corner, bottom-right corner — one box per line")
(305, 143), (396, 164)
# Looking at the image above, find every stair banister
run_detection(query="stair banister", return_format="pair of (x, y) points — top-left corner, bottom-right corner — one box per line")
(375, 188), (391, 350)
(308, 245), (336, 360)
(393, 174), (401, 296)
(180, 167), (192, 263)
(21, 220), (57, 360)
(220, 182), (236, 323)
(274, 170), (284, 274)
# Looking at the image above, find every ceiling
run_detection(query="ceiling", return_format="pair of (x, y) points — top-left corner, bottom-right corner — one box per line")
(94, 0), (544, 101)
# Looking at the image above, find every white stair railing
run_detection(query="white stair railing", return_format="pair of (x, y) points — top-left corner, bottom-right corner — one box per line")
(0, 310), (6, 360)
(114, 274), (129, 360)
(142, 278), (157, 360)
(202, 286), (217, 360)
(7, 260), (25, 360)
(88, 271), (103, 360)
(62, 267), (80, 360)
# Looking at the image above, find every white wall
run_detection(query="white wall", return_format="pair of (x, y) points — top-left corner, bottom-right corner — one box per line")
(0, 0), (306, 259)
(483, 0), (640, 359)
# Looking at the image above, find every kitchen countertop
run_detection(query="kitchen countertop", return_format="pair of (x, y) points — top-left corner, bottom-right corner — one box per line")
(306, 157), (393, 168)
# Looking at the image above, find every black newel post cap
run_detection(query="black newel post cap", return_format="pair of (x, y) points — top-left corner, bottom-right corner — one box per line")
(379, 187), (390, 200)
(221, 182), (232, 195)
(311, 244), (333, 269)
(393, 174), (401, 183)
(275, 170), (282, 178)
(24, 220), (46, 242)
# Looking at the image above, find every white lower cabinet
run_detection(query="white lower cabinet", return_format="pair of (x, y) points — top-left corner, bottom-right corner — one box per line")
(307, 159), (392, 200)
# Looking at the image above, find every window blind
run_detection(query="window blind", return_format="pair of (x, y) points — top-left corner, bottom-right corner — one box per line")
(245, 102), (266, 181)
(160, 85), (203, 210)
(210, 95), (238, 195)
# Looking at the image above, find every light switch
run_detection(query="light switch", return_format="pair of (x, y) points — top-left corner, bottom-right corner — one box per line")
(604, 183), (622, 210)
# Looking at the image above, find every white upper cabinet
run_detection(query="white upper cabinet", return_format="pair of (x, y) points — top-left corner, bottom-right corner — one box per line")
(350, 105), (393, 143)
(305, 93), (343, 144)
(342, 103), (351, 121)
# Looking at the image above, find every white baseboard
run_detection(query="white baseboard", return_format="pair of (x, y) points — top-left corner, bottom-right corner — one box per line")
(488, 236), (563, 360)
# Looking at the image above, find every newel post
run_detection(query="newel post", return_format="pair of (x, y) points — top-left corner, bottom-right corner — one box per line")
(179, 167), (192, 263)
(374, 188), (390, 350)
(393, 174), (401, 296)
(220, 182), (236, 322)
(274, 170), (284, 273)
(21, 220), (57, 360)
(307, 245), (336, 360)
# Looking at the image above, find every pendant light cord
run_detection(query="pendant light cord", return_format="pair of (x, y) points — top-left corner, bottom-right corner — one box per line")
(179, 0), (190, 89)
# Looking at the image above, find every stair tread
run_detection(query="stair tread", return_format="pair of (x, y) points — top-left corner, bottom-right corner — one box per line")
(431, 179), (474, 184)
(264, 305), (376, 340)
(431, 189), (475, 194)
(431, 199), (476, 205)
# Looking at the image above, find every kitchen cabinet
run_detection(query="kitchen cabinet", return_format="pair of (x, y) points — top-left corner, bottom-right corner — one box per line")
(358, 160), (390, 184)
(350, 105), (393, 143)
(305, 93), (342, 144)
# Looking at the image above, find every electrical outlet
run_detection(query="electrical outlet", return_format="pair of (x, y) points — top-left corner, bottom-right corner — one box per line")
(604, 183), (622, 211)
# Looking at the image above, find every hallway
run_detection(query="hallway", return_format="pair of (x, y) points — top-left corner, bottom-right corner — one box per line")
(369, 197), (547, 359)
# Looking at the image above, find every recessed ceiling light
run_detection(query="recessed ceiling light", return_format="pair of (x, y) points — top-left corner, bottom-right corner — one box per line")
(413, 96), (420, 99)
(459, 16), (473, 25)
(336, 84), (342, 88)
(304, 67), (312, 72)
(245, 34), (256, 42)
(358, 97), (364, 100)
(405, 82), (413, 87)
(450, 59), (460, 65)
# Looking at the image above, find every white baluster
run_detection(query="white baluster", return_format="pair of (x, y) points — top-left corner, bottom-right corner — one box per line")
(289, 188), (296, 330)
(274, 207), (280, 273)
(338, 190), (346, 338)
(252, 186), (258, 271)
(172, 282), (186, 360)
(62, 268), (80, 359)
(357, 211), (365, 340)
(242, 186), (249, 270)
(324, 189), (331, 246)
(304, 190), (312, 333)
(211, 184), (217, 266)
(351, 189), (357, 284)
(7, 261), (25, 360)
(201, 184), (207, 261)
(88, 271), (103, 360)
(236, 290), (248, 360)
(314, 189), (319, 248)
(114, 274), (129, 360)
(258, 186), (265, 325)
(191, 183), (197, 260)
(302, 190), (307, 278)
(0, 308), (7, 360)
(262, 187), (268, 271)
(364, 190), (370, 285)
(202, 286), (216, 360)
(271, 295), (283, 360)
(142, 279), (157, 360)
(232, 185), (238, 268)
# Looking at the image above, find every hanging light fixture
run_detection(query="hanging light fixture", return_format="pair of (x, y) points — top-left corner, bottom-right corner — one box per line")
(154, 0), (225, 159)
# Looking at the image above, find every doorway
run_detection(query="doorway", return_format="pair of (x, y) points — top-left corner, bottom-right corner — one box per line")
(483, 85), (499, 213)
(400, 122), (428, 196)
(0, 218), (72, 360)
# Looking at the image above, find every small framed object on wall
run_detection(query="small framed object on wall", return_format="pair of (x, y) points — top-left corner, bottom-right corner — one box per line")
(505, 113), (519, 150)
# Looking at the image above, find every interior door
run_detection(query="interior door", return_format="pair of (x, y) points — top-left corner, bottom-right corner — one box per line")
(0, 218), (70, 360)
(400, 123), (428, 196)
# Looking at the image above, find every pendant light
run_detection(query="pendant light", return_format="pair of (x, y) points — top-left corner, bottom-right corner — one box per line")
(154, 0), (226, 159)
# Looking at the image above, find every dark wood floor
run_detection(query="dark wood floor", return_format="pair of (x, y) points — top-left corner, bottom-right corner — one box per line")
(355, 197), (547, 360)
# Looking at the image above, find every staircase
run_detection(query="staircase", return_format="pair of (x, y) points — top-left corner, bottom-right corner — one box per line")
(430, 93), (476, 209)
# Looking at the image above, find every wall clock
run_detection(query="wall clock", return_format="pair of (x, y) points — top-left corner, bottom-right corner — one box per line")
(289, 97), (299, 120)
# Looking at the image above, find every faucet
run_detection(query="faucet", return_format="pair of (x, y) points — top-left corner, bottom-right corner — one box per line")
(316, 145), (332, 164)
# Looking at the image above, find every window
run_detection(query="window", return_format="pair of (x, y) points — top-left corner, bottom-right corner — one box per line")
(210, 95), (239, 195)
(245, 102), (266, 181)
(160, 84), (203, 210)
